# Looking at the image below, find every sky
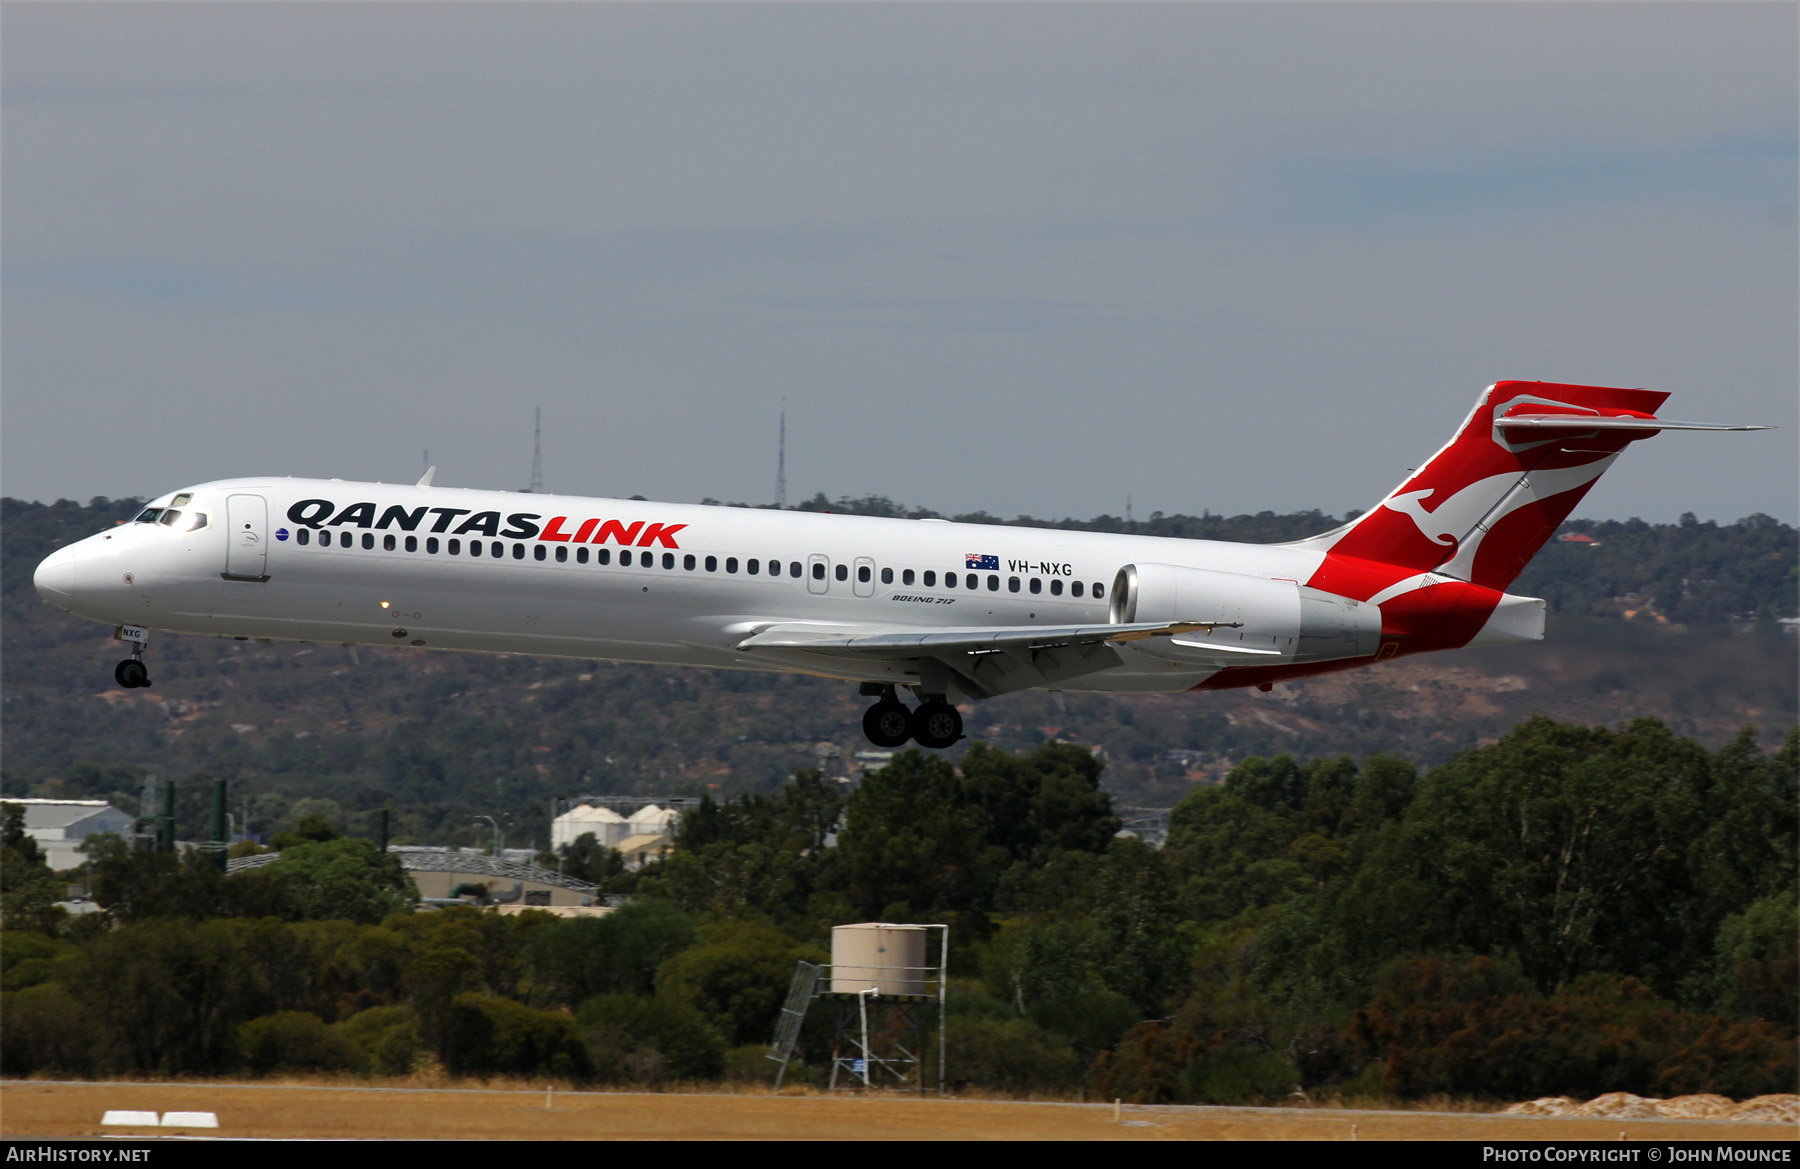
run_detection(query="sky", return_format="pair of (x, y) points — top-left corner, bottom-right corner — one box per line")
(5, 3), (1795, 525)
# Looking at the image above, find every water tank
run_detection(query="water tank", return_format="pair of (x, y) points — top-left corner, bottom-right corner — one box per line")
(830, 923), (928, 995)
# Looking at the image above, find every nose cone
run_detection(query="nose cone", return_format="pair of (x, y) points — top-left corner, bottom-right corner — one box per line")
(34, 545), (80, 610)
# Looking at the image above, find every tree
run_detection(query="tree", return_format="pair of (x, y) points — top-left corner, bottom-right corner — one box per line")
(836, 751), (1005, 917)
(655, 921), (822, 1047)
(260, 838), (415, 925)
(1347, 717), (1774, 995)
(959, 742), (1119, 865)
(2, 803), (65, 935)
(523, 900), (697, 1007)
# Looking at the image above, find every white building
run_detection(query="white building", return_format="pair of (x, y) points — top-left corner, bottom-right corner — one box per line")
(551, 803), (629, 850)
(625, 804), (678, 838)
(5, 799), (134, 870)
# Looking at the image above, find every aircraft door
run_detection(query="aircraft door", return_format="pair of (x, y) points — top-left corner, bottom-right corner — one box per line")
(852, 556), (876, 598)
(224, 494), (270, 581)
(807, 554), (830, 595)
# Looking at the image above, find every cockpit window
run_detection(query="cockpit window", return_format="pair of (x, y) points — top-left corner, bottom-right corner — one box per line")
(170, 494), (193, 508)
(134, 509), (164, 524)
(185, 513), (208, 531)
(158, 510), (182, 526)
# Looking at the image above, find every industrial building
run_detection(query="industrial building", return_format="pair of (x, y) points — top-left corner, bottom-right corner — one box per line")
(5, 798), (134, 869)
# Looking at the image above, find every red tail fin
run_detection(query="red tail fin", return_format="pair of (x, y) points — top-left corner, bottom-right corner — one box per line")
(1296, 381), (1668, 598)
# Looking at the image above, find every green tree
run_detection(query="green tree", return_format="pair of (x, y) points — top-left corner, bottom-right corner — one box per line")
(655, 921), (821, 1047)
(260, 837), (415, 925)
(836, 751), (1006, 917)
(1358, 718), (1764, 993)
(959, 742), (1119, 865)
(2, 803), (69, 937)
(577, 992), (724, 1083)
(523, 900), (697, 1007)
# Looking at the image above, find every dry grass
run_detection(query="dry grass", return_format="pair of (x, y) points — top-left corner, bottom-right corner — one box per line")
(4, 1079), (1793, 1141)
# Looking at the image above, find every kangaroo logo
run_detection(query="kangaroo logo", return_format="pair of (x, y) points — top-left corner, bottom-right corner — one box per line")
(1379, 472), (1525, 548)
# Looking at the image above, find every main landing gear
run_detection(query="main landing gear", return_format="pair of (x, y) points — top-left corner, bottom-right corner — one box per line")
(114, 626), (152, 689)
(859, 684), (964, 750)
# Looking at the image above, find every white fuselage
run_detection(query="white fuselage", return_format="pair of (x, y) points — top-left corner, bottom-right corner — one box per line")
(35, 478), (1335, 693)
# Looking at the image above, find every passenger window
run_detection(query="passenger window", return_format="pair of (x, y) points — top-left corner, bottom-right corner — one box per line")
(1071, 581), (1083, 597)
(859, 566), (872, 583)
(620, 550), (633, 566)
(902, 569), (914, 586)
(470, 540), (482, 557)
(363, 533), (375, 550)
(663, 553), (675, 569)
(1029, 578), (1041, 594)
(924, 571), (937, 587)
(705, 555), (717, 572)
(789, 562), (801, 578)
(748, 559), (760, 575)
(987, 575), (999, 591)
(946, 573), (957, 589)
(533, 545), (546, 561)
(427, 537), (439, 554)
(384, 534), (397, 551)
(597, 548), (611, 565)
(491, 542), (503, 558)
(406, 536), (418, 552)
(1050, 579), (1062, 596)
(297, 529), (311, 546)
(725, 557), (738, 573)
(812, 563), (826, 581)
(577, 547), (589, 564)
(513, 544), (525, 560)
(1007, 576), (1019, 593)
(556, 546), (568, 563)
(684, 554), (695, 570)
(449, 538), (461, 555)
(881, 567), (893, 585)
(835, 564), (848, 582)
(1093, 582), (1105, 599)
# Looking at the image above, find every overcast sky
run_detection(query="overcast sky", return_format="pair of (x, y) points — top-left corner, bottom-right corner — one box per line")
(5, 3), (1795, 524)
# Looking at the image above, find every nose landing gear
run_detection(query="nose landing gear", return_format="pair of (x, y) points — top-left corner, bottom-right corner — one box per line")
(857, 683), (965, 750)
(113, 625), (152, 689)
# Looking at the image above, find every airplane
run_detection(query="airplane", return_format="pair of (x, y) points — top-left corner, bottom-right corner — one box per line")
(33, 381), (1770, 750)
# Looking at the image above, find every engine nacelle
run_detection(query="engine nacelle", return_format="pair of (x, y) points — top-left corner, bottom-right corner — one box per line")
(1109, 563), (1381, 664)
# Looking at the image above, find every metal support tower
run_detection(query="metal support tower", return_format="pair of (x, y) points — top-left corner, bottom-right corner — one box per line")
(764, 924), (949, 1095)
(775, 400), (787, 509)
(528, 407), (543, 494)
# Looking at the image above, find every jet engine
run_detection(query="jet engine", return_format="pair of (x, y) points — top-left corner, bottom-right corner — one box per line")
(1109, 563), (1381, 664)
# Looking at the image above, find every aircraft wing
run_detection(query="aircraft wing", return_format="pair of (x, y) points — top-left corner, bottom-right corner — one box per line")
(735, 618), (1258, 699)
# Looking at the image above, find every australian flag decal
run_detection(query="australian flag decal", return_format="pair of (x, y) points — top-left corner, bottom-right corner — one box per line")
(965, 554), (999, 570)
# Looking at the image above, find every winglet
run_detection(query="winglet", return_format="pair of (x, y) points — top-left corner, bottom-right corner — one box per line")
(416, 466), (437, 487)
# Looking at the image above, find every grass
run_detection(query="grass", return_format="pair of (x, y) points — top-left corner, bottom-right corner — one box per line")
(4, 1078), (1790, 1141)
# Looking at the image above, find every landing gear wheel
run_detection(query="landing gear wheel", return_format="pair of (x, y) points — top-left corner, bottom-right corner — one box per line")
(862, 700), (913, 748)
(911, 701), (962, 750)
(114, 659), (150, 689)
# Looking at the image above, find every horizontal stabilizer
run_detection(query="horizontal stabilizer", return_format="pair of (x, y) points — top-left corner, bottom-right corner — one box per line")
(1499, 415), (1772, 432)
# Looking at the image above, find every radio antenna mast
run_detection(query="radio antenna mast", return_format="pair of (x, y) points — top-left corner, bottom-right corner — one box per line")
(774, 399), (787, 509)
(528, 407), (543, 494)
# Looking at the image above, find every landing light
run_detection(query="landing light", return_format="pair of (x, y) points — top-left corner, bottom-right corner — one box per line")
(380, 601), (390, 609)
